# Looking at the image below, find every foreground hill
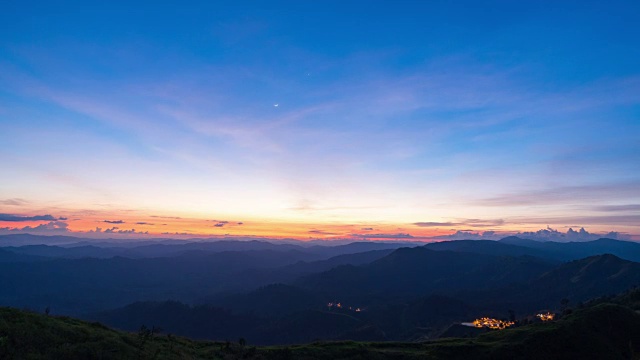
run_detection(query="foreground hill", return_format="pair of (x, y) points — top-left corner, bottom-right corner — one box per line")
(2, 294), (640, 359)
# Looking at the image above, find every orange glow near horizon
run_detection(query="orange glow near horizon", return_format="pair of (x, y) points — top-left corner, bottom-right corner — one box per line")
(2, 208), (638, 241)
(0, 210), (454, 241)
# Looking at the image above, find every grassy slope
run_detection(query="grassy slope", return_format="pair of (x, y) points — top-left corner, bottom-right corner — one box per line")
(0, 307), (223, 360)
(1, 301), (640, 359)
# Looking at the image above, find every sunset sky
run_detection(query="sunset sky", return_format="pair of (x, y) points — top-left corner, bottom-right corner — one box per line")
(1, 1), (639, 240)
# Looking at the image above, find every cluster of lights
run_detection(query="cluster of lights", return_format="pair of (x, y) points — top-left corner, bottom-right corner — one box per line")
(472, 317), (515, 330)
(327, 302), (363, 312)
(536, 312), (555, 321)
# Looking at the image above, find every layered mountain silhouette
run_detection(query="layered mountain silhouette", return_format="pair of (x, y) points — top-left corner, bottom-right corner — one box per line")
(2, 234), (639, 345)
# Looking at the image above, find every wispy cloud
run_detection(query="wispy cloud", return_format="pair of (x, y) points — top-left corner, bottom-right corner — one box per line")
(0, 198), (29, 206)
(308, 229), (340, 236)
(414, 222), (458, 227)
(349, 233), (414, 239)
(414, 218), (505, 228)
(475, 181), (640, 207)
(1, 27), (639, 237)
(591, 204), (640, 212)
(513, 215), (640, 226)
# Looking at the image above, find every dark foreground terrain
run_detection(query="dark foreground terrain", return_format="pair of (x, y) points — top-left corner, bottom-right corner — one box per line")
(2, 288), (639, 360)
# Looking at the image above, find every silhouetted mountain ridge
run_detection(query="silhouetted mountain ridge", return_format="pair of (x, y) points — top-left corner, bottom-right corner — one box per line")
(497, 237), (640, 262)
(297, 246), (555, 301)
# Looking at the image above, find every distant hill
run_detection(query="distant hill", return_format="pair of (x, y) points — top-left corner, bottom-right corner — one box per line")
(224, 248), (396, 292)
(3, 244), (139, 259)
(522, 254), (640, 306)
(0, 234), (88, 246)
(425, 237), (640, 263)
(0, 248), (45, 263)
(0, 242), (403, 316)
(297, 247), (555, 301)
(0, 250), (323, 315)
(0, 234), (413, 259)
(425, 239), (558, 260)
(498, 237), (640, 262)
(462, 254), (640, 313)
(305, 241), (419, 258)
(211, 284), (322, 316)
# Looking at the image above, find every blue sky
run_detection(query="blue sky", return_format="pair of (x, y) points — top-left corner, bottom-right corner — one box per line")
(1, 1), (639, 239)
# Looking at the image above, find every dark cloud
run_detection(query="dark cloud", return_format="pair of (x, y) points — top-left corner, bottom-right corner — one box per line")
(213, 220), (230, 227)
(58, 217), (68, 220)
(361, 227), (374, 231)
(103, 227), (148, 234)
(0, 221), (70, 235)
(460, 219), (505, 227)
(237, 222), (244, 225)
(135, 222), (154, 225)
(414, 222), (457, 227)
(0, 198), (28, 206)
(308, 229), (339, 235)
(103, 220), (125, 224)
(0, 214), (57, 222)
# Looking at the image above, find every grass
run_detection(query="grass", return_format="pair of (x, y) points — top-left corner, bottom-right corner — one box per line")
(1, 302), (640, 359)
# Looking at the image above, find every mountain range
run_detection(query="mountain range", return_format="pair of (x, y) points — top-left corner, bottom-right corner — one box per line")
(1, 234), (639, 344)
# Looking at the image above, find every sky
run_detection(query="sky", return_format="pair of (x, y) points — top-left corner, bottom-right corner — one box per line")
(1, 1), (639, 241)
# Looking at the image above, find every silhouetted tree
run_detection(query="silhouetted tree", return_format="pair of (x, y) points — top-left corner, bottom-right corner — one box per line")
(137, 325), (152, 359)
